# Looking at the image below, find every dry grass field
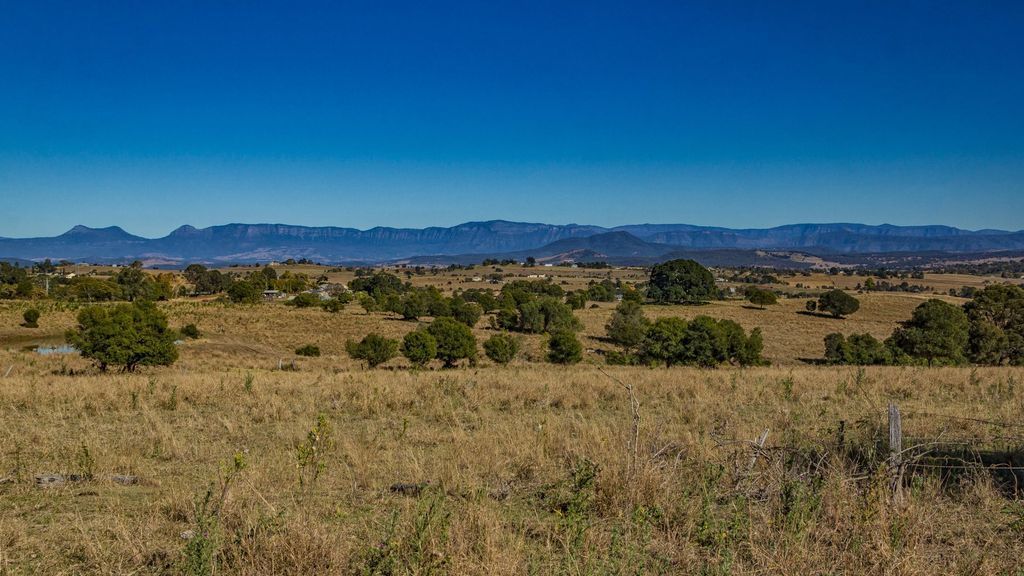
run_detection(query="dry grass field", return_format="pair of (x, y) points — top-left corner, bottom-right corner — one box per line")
(2, 294), (1024, 574)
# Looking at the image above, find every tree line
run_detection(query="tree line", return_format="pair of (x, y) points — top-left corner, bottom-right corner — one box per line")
(822, 284), (1024, 366)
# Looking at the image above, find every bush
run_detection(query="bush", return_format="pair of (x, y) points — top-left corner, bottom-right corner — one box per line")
(823, 332), (891, 365)
(180, 323), (201, 339)
(426, 317), (477, 368)
(295, 344), (321, 357)
(401, 330), (438, 367)
(547, 331), (583, 364)
(639, 316), (764, 367)
(289, 293), (321, 308)
(817, 290), (860, 318)
(345, 334), (398, 368)
(22, 308), (40, 328)
(66, 301), (179, 372)
(450, 299), (483, 327)
(605, 300), (649, 349)
(322, 297), (345, 313)
(565, 291), (588, 310)
(483, 333), (519, 365)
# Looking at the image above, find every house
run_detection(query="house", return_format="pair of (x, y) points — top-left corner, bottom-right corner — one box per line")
(262, 289), (285, 301)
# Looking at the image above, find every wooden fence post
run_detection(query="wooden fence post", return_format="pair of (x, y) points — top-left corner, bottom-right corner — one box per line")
(888, 403), (903, 503)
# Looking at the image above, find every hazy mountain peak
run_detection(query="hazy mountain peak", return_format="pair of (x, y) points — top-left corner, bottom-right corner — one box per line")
(60, 225), (140, 240)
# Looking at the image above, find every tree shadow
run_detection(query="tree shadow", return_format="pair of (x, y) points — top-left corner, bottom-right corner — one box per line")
(796, 311), (845, 320)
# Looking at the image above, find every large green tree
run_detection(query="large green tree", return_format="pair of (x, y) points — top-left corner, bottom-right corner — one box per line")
(745, 287), (777, 309)
(66, 301), (179, 372)
(888, 299), (969, 366)
(816, 290), (860, 318)
(963, 284), (1024, 365)
(647, 259), (717, 304)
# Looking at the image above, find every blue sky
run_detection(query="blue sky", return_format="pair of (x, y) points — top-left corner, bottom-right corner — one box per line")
(1, 0), (1022, 238)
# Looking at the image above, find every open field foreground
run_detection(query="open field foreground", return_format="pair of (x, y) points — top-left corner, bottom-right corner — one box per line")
(2, 362), (1024, 574)
(1, 296), (1024, 574)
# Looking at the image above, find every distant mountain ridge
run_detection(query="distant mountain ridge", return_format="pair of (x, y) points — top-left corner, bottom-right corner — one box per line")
(1, 220), (1023, 266)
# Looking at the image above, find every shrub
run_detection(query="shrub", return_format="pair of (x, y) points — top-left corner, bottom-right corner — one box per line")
(605, 300), (649, 349)
(295, 344), (321, 357)
(401, 330), (437, 367)
(450, 299), (483, 327)
(357, 293), (377, 314)
(180, 323), (201, 339)
(823, 332), (891, 365)
(483, 333), (519, 365)
(547, 331), (583, 364)
(639, 316), (764, 367)
(565, 291), (588, 310)
(345, 334), (398, 368)
(289, 293), (321, 308)
(426, 317), (477, 368)
(22, 308), (40, 328)
(322, 297), (345, 313)
(66, 301), (179, 372)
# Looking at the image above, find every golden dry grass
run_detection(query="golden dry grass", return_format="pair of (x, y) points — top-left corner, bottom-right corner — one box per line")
(2, 297), (1024, 574)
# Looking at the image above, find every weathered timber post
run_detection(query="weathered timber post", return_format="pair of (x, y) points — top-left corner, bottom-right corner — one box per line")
(888, 403), (904, 503)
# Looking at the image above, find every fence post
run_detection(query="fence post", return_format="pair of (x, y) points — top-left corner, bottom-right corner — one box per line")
(888, 403), (903, 503)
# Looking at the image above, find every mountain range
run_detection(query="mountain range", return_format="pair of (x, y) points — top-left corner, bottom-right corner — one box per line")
(2, 221), (1024, 267)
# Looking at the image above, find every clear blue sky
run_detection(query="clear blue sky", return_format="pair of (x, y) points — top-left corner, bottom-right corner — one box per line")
(2, 0), (1023, 238)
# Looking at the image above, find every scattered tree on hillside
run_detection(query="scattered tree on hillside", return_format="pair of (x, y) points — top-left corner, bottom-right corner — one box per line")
(647, 259), (717, 304)
(483, 333), (519, 365)
(401, 330), (438, 367)
(963, 284), (1024, 365)
(547, 331), (583, 364)
(227, 281), (261, 304)
(345, 333), (398, 368)
(427, 317), (477, 367)
(887, 299), (969, 366)
(605, 300), (649, 350)
(745, 287), (777, 309)
(816, 289), (860, 318)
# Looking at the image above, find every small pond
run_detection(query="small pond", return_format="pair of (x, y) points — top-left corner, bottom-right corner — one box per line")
(32, 344), (79, 355)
